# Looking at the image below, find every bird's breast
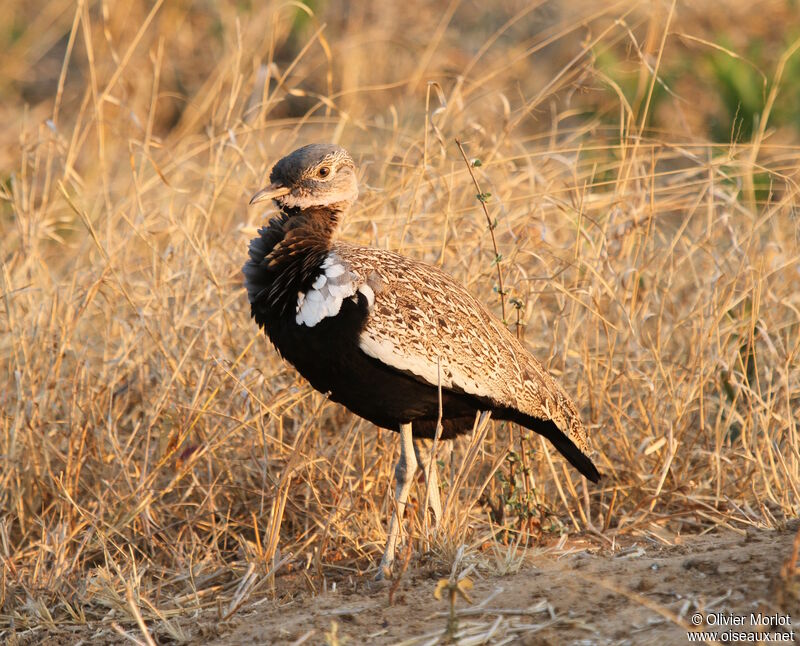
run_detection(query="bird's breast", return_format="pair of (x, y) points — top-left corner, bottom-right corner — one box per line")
(263, 290), (374, 395)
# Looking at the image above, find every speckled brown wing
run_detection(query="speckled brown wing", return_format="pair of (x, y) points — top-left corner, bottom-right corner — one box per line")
(334, 242), (592, 457)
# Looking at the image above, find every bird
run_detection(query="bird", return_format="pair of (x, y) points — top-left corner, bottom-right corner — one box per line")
(243, 143), (600, 579)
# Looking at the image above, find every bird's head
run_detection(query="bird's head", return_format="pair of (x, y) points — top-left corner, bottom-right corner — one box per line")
(249, 143), (358, 212)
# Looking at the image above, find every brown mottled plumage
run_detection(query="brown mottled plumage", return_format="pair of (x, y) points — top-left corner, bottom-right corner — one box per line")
(243, 143), (600, 579)
(337, 242), (592, 456)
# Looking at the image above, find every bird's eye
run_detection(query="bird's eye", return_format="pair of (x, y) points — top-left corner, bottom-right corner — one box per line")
(317, 166), (331, 178)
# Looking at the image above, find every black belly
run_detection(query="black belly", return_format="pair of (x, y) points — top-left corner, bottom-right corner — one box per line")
(260, 295), (489, 439)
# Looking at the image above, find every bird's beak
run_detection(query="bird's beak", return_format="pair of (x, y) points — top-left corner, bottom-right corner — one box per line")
(249, 182), (291, 205)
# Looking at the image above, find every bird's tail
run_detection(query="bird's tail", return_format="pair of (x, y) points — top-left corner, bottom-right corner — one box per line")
(498, 409), (601, 482)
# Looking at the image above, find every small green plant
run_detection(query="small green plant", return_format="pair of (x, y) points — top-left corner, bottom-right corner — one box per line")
(493, 444), (567, 544)
(434, 576), (474, 641)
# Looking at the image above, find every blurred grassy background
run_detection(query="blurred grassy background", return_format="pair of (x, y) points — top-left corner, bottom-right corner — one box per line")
(1, 0), (799, 642)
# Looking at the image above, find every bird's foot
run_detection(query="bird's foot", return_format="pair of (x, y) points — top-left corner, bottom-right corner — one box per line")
(373, 564), (392, 582)
(375, 554), (394, 581)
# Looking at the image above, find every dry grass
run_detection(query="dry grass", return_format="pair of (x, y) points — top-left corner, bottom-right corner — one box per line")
(1, 0), (799, 642)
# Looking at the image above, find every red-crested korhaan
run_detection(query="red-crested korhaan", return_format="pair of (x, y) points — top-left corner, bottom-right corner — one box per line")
(244, 143), (600, 578)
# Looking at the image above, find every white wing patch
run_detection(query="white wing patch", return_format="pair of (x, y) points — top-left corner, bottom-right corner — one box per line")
(357, 283), (375, 307)
(296, 253), (375, 327)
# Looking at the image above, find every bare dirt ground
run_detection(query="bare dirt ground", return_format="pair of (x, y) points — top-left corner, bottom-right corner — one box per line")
(198, 522), (800, 645)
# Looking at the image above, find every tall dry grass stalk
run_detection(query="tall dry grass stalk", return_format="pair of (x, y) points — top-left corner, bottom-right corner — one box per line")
(1, 0), (798, 640)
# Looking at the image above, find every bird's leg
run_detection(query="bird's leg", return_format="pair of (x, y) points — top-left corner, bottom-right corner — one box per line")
(414, 438), (442, 525)
(377, 423), (417, 580)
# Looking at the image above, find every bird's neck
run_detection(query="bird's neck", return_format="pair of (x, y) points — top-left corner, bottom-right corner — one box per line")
(282, 195), (353, 214)
(243, 205), (346, 321)
(279, 204), (344, 235)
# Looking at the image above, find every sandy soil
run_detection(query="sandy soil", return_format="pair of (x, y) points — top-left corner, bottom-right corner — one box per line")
(197, 521), (800, 645)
